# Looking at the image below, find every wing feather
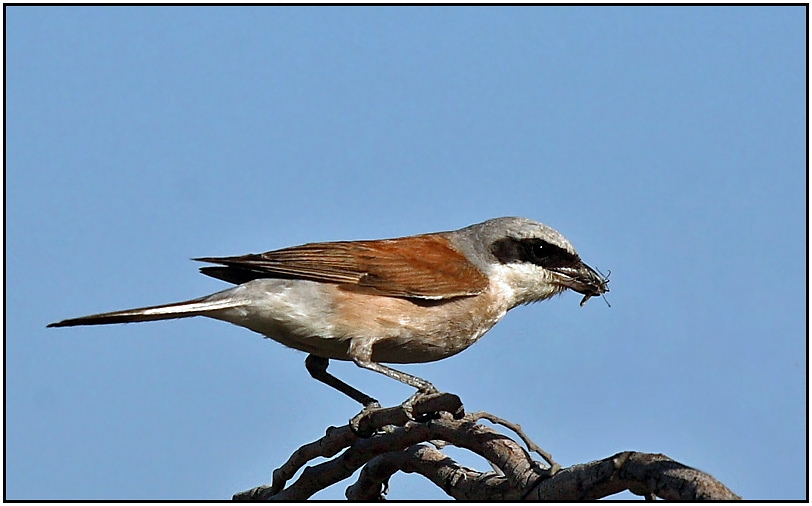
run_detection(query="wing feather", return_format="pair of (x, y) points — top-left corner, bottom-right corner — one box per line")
(195, 235), (488, 300)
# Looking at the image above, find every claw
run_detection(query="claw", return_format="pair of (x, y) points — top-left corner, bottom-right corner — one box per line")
(401, 387), (439, 421)
(349, 401), (382, 437)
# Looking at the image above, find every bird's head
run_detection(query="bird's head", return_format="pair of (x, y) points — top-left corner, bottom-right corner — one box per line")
(452, 217), (610, 308)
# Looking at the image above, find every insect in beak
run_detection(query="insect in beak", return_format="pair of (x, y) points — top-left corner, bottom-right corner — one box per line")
(578, 267), (611, 307)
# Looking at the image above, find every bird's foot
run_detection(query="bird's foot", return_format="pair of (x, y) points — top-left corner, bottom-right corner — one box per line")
(350, 401), (382, 438)
(404, 390), (466, 424)
(349, 391), (465, 438)
(401, 387), (439, 421)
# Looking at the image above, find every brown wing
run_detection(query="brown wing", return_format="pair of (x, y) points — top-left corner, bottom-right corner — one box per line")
(195, 234), (488, 299)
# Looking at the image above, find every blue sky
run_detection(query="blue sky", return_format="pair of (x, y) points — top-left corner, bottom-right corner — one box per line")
(6, 6), (806, 500)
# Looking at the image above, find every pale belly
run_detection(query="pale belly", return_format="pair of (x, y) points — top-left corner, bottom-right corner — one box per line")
(206, 278), (510, 364)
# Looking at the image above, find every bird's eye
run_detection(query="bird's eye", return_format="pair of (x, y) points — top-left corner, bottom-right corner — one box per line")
(530, 243), (545, 259)
(524, 240), (551, 262)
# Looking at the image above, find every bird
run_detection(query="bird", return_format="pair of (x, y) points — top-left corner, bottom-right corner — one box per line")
(48, 217), (609, 412)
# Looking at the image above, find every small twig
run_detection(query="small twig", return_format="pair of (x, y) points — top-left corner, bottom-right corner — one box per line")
(268, 424), (357, 496)
(469, 411), (559, 472)
(347, 443), (512, 500)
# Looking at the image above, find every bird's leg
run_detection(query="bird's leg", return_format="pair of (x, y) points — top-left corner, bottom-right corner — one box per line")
(304, 354), (380, 408)
(351, 358), (438, 396)
(347, 340), (439, 421)
(357, 360), (438, 422)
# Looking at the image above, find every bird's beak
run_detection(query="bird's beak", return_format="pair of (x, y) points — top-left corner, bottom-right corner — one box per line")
(550, 262), (610, 306)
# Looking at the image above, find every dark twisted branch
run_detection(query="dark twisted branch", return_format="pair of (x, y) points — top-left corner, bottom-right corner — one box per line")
(233, 393), (740, 500)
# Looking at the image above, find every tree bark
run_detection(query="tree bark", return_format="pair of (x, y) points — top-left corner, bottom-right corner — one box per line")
(233, 393), (740, 501)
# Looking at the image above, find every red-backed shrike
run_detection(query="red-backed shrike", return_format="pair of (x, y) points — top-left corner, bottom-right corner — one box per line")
(49, 217), (609, 409)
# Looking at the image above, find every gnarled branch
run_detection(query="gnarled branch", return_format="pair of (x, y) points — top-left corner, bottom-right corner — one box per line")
(233, 393), (739, 500)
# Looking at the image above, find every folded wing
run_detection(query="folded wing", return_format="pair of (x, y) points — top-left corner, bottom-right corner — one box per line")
(195, 234), (488, 300)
